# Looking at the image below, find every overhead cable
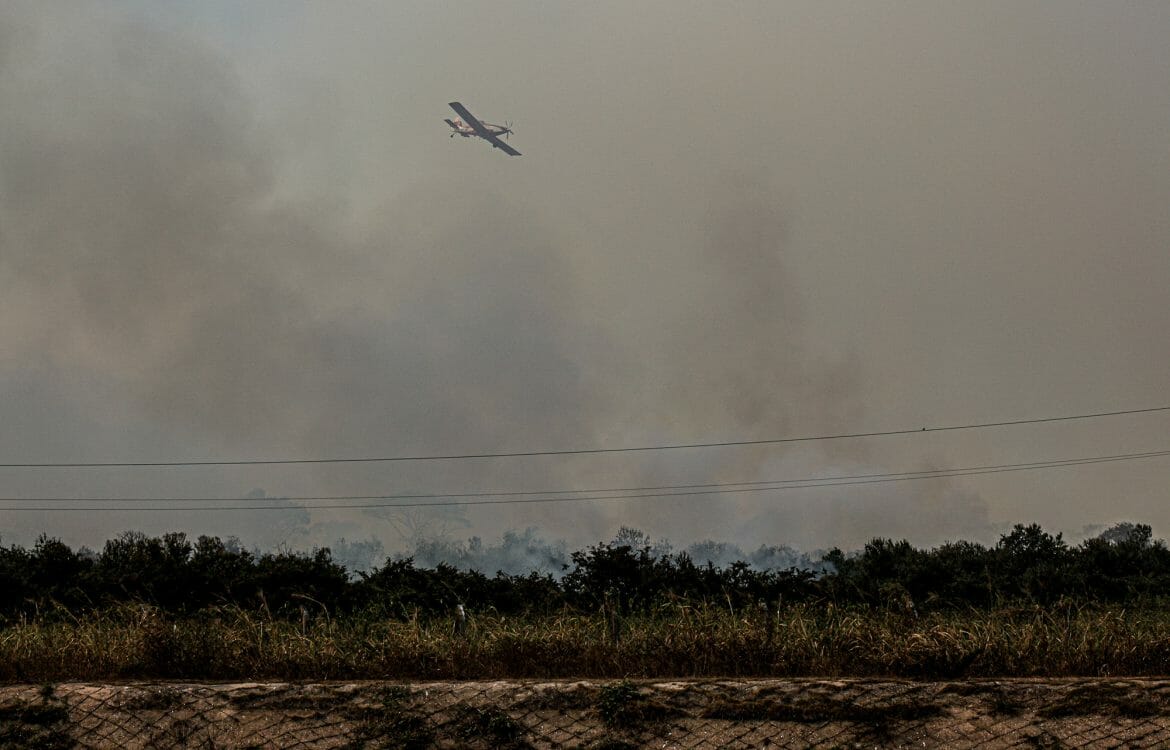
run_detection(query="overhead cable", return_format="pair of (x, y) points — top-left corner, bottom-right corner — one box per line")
(1, 447), (1165, 511)
(1, 405), (1167, 469)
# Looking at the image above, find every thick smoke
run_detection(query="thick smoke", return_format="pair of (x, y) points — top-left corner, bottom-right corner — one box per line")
(2, 2), (1165, 554)
(0, 2), (989, 552)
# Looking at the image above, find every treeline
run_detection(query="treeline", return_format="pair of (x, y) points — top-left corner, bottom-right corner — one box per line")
(1, 522), (1168, 621)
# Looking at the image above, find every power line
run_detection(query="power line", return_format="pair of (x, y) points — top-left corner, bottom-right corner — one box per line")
(1, 405), (1167, 469)
(2, 447), (1165, 511)
(4, 448), (1169, 503)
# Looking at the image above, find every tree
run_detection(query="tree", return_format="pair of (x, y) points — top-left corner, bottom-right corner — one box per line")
(994, 524), (1072, 603)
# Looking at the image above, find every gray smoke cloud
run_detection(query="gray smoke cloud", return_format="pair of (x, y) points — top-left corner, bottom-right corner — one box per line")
(1, 2), (1167, 554)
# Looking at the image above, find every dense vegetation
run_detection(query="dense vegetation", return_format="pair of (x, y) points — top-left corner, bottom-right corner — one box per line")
(3, 522), (1170, 681)
(1, 522), (1167, 622)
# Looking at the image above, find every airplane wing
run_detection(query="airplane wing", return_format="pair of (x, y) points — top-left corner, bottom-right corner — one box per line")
(448, 102), (492, 138)
(485, 133), (521, 156)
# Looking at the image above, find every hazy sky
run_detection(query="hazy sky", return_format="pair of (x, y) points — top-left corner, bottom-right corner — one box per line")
(1, 1), (1167, 554)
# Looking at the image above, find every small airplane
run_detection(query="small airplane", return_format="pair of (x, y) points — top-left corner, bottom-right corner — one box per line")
(444, 101), (521, 156)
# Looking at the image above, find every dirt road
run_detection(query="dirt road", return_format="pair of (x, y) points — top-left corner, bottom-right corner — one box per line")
(3, 678), (1169, 748)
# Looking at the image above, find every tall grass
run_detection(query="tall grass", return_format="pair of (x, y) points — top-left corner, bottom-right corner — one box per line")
(3, 602), (1170, 682)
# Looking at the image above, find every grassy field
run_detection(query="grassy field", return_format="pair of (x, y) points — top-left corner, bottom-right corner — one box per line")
(3, 602), (1169, 682)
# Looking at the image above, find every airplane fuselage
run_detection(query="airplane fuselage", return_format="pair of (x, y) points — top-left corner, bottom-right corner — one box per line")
(447, 118), (511, 138)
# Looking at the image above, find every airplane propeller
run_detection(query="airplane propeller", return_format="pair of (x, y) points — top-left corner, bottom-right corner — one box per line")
(503, 121), (513, 139)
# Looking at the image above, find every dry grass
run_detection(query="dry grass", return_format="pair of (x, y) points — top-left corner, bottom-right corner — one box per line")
(2, 603), (1169, 682)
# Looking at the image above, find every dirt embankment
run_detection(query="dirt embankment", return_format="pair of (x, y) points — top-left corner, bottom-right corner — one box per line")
(3, 678), (1170, 749)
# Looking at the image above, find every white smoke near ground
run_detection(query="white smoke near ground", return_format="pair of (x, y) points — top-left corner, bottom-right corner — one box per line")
(391, 526), (829, 578)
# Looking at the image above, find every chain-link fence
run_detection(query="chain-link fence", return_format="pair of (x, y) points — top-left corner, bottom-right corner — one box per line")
(3, 678), (1170, 748)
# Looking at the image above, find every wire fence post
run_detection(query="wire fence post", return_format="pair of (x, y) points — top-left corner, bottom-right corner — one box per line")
(453, 603), (468, 639)
(604, 590), (622, 646)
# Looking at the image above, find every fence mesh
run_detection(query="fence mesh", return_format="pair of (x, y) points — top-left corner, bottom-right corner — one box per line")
(3, 678), (1170, 749)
